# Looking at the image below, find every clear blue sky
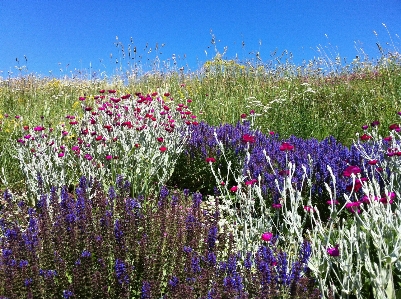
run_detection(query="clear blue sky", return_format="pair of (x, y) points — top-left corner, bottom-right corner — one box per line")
(1, 0), (400, 78)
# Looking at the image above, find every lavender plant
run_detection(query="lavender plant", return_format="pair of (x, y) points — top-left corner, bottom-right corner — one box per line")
(176, 119), (377, 217)
(0, 177), (321, 298)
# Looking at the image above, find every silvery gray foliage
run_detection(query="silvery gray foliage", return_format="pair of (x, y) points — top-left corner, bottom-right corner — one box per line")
(14, 91), (193, 204)
(307, 122), (401, 299)
(210, 125), (401, 298)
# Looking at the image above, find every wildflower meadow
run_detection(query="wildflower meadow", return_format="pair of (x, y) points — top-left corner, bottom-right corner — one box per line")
(1, 47), (401, 298)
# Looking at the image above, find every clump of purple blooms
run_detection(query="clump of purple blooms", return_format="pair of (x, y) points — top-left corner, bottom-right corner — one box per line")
(175, 120), (388, 212)
(0, 177), (321, 298)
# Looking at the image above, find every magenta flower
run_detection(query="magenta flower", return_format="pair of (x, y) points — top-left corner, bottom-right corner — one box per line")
(362, 124), (368, 130)
(84, 154), (93, 160)
(106, 155), (113, 160)
(368, 160), (378, 165)
(261, 232), (273, 242)
(110, 97), (121, 103)
(71, 146), (80, 151)
(383, 136), (392, 142)
(304, 206), (315, 212)
(360, 134), (372, 141)
(388, 192), (396, 200)
(230, 186), (238, 192)
(157, 137), (164, 142)
(34, 126), (45, 132)
(279, 142), (294, 151)
(389, 123), (400, 131)
(327, 245), (340, 257)
(240, 113), (247, 119)
(160, 146), (167, 152)
(58, 152), (64, 158)
(343, 165), (361, 177)
(345, 201), (361, 213)
(242, 134), (256, 143)
(371, 120), (380, 127)
(24, 134), (31, 140)
(272, 203), (282, 209)
(245, 179), (257, 185)
(205, 157), (216, 163)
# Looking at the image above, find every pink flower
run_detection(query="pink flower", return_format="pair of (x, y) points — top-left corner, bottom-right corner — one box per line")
(360, 134), (372, 141)
(84, 154), (93, 160)
(371, 120), (380, 127)
(157, 137), (164, 142)
(245, 179), (257, 185)
(230, 186), (238, 192)
(343, 166), (361, 177)
(79, 96), (86, 101)
(279, 142), (294, 151)
(389, 123), (400, 131)
(160, 146), (167, 152)
(345, 201), (362, 214)
(261, 232), (273, 242)
(106, 155), (113, 160)
(34, 126), (45, 131)
(110, 97), (121, 103)
(72, 146), (80, 151)
(205, 157), (216, 163)
(272, 203), (282, 209)
(58, 152), (64, 158)
(23, 125), (29, 130)
(327, 245), (340, 256)
(304, 206), (315, 212)
(242, 134), (256, 143)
